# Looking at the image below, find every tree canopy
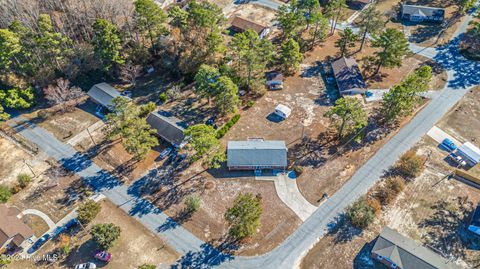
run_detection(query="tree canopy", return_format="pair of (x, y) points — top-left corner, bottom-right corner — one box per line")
(185, 124), (225, 168)
(324, 97), (367, 139)
(225, 193), (263, 240)
(371, 28), (410, 74)
(90, 223), (121, 250)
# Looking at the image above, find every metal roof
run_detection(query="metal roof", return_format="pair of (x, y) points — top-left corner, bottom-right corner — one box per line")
(87, 83), (124, 108)
(402, 4), (445, 17)
(146, 111), (186, 147)
(275, 104), (291, 114)
(372, 227), (460, 269)
(227, 140), (288, 167)
(458, 142), (480, 163)
(331, 57), (367, 95)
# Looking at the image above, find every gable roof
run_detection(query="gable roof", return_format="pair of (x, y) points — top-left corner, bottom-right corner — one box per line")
(331, 57), (367, 94)
(402, 4), (445, 17)
(227, 140), (288, 167)
(458, 142), (480, 163)
(87, 83), (125, 108)
(230, 16), (268, 35)
(0, 205), (34, 247)
(372, 227), (460, 269)
(146, 111), (186, 147)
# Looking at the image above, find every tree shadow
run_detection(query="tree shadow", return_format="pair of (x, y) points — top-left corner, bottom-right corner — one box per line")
(326, 213), (363, 244)
(171, 237), (237, 269)
(353, 240), (376, 269)
(157, 208), (194, 232)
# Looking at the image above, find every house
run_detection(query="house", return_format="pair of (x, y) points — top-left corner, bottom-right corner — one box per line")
(0, 205), (34, 252)
(227, 139), (288, 170)
(331, 57), (367, 96)
(401, 4), (445, 23)
(229, 16), (270, 39)
(457, 142), (480, 165)
(266, 72), (284, 90)
(274, 104), (291, 119)
(371, 227), (460, 269)
(87, 83), (129, 115)
(468, 204), (480, 236)
(146, 111), (187, 148)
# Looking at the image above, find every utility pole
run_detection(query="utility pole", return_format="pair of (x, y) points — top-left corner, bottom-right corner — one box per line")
(86, 128), (96, 146)
(23, 159), (36, 177)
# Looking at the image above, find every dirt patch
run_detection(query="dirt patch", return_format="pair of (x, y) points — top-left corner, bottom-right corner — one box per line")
(22, 214), (50, 237)
(224, 3), (277, 27)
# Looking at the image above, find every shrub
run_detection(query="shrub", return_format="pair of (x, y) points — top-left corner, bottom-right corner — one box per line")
(397, 150), (426, 178)
(247, 100), (254, 108)
(17, 173), (32, 188)
(373, 177), (405, 206)
(385, 176), (405, 193)
(90, 223), (121, 250)
(346, 197), (376, 229)
(158, 92), (168, 103)
(367, 198), (382, 214)
(77, 200), (101, 224)
(37, 110), (51, 120)
(292, 166), (304, 176)
(185, 195), (201, 213)
(216, 114), (240, 139)
(0, 186), (12, 203)
(138, 265), (156, 269)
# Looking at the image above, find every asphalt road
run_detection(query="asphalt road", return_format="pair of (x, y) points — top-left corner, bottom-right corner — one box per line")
(10, 8), (480, 269)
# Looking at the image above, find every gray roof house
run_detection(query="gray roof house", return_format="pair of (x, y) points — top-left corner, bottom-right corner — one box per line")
(401, 4), (445, 23)
(372, 227), (460, 269)
(146, 111), (187, 148)
(87, 83), (125, 108)
(227, 139), (288, 170)
(331, 57), (367, 96)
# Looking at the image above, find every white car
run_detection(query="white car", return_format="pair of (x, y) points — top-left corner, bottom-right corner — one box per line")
(75, 263), (96, 269)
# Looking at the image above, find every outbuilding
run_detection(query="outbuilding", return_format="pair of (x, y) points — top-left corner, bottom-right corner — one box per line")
(227, 139), (288, 170)
(457, 142), (480, 165)
(274, 104), (291, 119)
(146, 111), (187, 148)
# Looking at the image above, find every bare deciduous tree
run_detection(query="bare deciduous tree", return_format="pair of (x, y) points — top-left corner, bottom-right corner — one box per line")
(120, 62), (142, 87)
(43, 78), (85, 112)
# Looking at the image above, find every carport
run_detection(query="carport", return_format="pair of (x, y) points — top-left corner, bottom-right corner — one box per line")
(457, 142), (480, 165)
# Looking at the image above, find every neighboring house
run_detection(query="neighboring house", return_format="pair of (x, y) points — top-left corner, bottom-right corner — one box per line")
(331, 57), (367, 96)
(0, 205), (34, 252)
(146, 111), (187, 148)
(227, 139), (288, 170)
(229, 16), (270, 39)
(457, 142), (480, 165)
(87, 83), (129, 115)
(401, 4), (445, 23)
(468, 204), (480, 236)
(372, 227), (460, 269)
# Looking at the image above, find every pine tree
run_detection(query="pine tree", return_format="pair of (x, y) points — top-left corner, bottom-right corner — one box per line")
(280, 38), (303, 74)
(92, 19), (124, 72)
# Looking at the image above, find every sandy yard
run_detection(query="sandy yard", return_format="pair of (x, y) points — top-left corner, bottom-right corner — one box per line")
(301, 136), (480, 269)
(224, 3), (278, 27)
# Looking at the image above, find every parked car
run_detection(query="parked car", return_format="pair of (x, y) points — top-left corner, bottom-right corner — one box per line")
(450, 153), (467, 167)
(75, 263), (96, 269)
(442, 138), (457, 151)
(27, 234), (51, 254)
(159, 148), (173, 159)
(94, 250), (112, 262)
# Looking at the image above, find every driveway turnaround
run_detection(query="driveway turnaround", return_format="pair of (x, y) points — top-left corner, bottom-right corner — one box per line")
(21, 209), (56, 230)
(427, 126), (462, 146)
(256, 172), (317, 221)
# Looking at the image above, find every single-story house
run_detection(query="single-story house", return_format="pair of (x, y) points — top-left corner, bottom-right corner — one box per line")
(331, 57), (367, 96)
(227, 139), (288, 170)
(87, 83), (129, 114)
(468, 204), (480, 236)
(401, 4), (445, 23)
(457, 142), (480, 165)
(372, 227), (460, 269)
(146, 111), (187, 148)
(0, 205), (34, 251)
(229, 16), (270, 39)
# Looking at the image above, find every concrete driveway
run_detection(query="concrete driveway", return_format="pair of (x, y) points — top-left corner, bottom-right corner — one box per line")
(427, 126), (462, 146)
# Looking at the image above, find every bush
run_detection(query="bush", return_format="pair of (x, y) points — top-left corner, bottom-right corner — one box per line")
(0, 185), (12, 203)
(77, 200), (101, 224)
(292, 166), (304, 176)
(397, 150), (426, 178)
(17, 173), (32, 188)
(346, 197), (376, 229)
(372, 177), (405, 206)
(90, 223), (121, 250)
(185, 195), (201, 213)
(37, 110), (51, 120)
(216, 114), (241, 139)
(138, 265), (156, 269)
(158, 92), (168, 103)
(247, 100), (254, 108)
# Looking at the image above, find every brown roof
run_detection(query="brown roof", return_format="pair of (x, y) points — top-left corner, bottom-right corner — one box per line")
(331, 57), (367, 94)
(0, 205), (34, 246)
(230, 16), (267, 35)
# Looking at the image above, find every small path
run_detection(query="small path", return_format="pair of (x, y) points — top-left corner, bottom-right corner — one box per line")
(256, 172), (317, 221)
(21, 209), (56, 230)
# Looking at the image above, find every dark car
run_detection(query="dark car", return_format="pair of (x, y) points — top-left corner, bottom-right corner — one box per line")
(27, 234), (51, 254)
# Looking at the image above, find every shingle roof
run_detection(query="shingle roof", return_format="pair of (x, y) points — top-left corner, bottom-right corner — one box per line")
(402, 4), (445, 17)
(0, 205), (34, 247)
(87, 83), (124, 108)
(372, 227), (460, 269)
(227, 140), (288, 167)
(146, 111), (186, 147)
(230, 16), (268, 35)
(331, 57), (366, 94)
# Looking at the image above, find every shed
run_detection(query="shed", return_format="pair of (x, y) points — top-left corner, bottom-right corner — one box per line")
(372, 227), (460, 269)
(229, 16), (270, 39)
(227, 140), (288, 170)
(266, 72), (284, 90)
(87, 83), (125, 108)
(468, 204), (480, 236)
(146, 111), (187, 148)
(457, 142), (480, 165)
(331, 57), (367, 96)
(401, 4), (445, 23)
(274, 104), (291, 119)
(0, 205), (34, 250)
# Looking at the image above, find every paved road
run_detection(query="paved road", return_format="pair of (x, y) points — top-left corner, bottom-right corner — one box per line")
(10, 8), (480, 269)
